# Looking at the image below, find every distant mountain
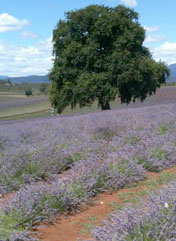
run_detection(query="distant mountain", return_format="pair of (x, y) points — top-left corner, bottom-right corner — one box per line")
(0, 74), (50, 83)
(9, 75), (50, 84)
(0, 76), (8, 80)
(167, 64), (176, 82)
(0, 64), (175, 84)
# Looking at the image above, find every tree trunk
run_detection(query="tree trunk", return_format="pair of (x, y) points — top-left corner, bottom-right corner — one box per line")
(101, 101), (111, 110)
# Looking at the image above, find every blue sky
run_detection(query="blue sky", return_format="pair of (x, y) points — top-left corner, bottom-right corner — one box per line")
(0, 0), (175, 76)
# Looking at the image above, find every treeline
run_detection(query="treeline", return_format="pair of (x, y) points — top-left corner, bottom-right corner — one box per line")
(163, 81), (176, 86)
(0, 80), (50, 95)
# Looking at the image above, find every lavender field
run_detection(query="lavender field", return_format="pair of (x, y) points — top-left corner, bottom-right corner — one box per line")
(0, 102), (176, 240)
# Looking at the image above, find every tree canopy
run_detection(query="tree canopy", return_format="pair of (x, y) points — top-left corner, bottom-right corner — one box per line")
(49, 4), (170, 113)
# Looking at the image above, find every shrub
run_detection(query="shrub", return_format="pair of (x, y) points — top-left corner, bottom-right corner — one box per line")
(25, 88), (33, 97)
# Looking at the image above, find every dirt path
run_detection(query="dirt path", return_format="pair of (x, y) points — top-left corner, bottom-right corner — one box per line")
(36, 167), (176, 241)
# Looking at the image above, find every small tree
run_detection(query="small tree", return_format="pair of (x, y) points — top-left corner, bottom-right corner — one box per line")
(25, 87), (33, 97)
(40, 83), (49, 94)
(50, 5), (170, 113)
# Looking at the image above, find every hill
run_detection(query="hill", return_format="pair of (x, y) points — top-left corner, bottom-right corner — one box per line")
(9, 75), (50, 84)
(0, 75), (50, 83)
(167, 63), (176, 82)
(0, 64), (176, 84)
(0, 76), (8, 80)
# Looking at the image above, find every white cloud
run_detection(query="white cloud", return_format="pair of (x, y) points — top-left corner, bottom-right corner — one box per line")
(119, 0), (137, 7)
(0, 44), (4, 51)
(21, 31), (39, 39)
(19, 46), (40, 56)
(14, 57), (27, 62)
(144, 25), (159, 33)
(0, 37), (53, 77)
(0, 13), (30, 33)
(152, 42), (176, 64)
(144, 35), (165, 43)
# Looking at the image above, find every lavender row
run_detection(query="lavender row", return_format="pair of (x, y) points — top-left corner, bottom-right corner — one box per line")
(1, 103), (176, 194)
(89, 180), (176, 241)
(0, 157), (145, 240)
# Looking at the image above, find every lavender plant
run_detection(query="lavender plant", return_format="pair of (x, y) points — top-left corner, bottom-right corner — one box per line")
(89, 180), (176, 241)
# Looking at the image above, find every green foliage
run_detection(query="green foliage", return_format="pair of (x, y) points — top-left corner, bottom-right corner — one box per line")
(25, 87), (33, 97)
(125, 136), (141, 145)
(0, 210), (25, 239)
(152, 148), (168, 161)
(158, 123), (174, 135)
(94, 126), (120, 141)
(80, 216), (97, 235)
(158, 125), (169, 135)
(41, 194), (65, 212)
(67, 152), (84, 163)
(137, 156), (152, 171)
(110, 160), (129, 175)
(49, 4), (170, 113)
(70, 180), (87, 200)
(40, 83), (49, 94)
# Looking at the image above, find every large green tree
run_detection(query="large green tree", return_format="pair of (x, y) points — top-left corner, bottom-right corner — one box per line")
(49, 5), (169, 113)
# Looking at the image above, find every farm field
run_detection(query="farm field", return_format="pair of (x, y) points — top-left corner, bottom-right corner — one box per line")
(0, 93), (50, 120)
(0, 86), (176, 121)
(0, 99), (176, 240)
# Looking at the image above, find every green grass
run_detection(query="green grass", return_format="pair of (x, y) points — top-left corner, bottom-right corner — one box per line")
(0, 104), (50, 118)
(0, 210), (25, 239)
(79, 216), (97, 235)
(0, 109), (50, 121)
(125, 136), (141, 145)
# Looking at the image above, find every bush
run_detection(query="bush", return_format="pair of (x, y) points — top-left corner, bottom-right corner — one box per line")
(25, 88), (33, 97)
(39, 83), (49, 94)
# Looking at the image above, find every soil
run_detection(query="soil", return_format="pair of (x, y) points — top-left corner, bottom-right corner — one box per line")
(36, 167), (176, 241)
(0, 192), (15, 206)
